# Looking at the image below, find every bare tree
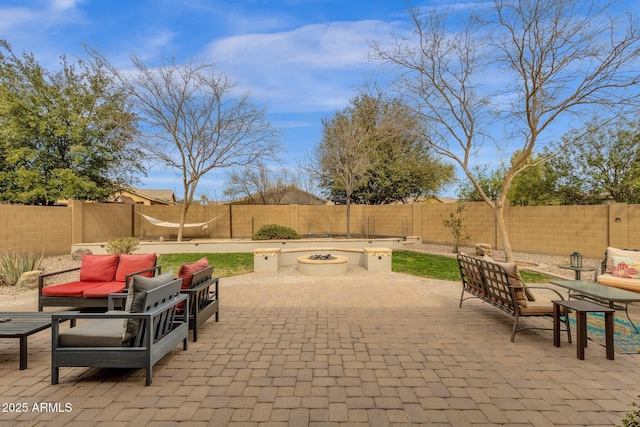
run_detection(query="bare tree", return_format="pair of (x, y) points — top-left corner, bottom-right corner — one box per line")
(89, 52), (281, 240)
(372, 0), (640, 261)
(224, 162), (289, 205)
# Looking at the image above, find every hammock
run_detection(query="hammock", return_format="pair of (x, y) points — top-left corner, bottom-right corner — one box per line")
(137, 212), (222, 228)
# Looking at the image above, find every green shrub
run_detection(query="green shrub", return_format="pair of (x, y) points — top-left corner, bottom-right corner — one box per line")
(106, 237), (140, 255)
(252, 224), (301, 240)
(0, 252), (44, 286)
(621, 396), (640, 427)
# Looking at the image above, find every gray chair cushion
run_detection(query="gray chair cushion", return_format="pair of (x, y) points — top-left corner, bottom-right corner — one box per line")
(59, 317), (124, 347)
(123, 271), (174, 344)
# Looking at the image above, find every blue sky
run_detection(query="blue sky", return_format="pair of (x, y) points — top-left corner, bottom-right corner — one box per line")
(2, 1), (638, 201)
(1, 0), (423, 199)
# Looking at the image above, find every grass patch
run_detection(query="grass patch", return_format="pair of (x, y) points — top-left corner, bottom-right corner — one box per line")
(392, 250), (554, 283)
(158, 253), (253, 277)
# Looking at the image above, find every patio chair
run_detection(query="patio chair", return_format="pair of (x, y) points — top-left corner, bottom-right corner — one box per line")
(51, 273), (188, 386)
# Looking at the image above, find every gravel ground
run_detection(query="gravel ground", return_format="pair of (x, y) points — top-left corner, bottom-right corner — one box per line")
(0, 254), (80, 296)
(0, 244), (602, 296)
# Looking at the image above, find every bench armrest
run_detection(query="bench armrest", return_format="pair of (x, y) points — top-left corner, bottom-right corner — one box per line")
(108, 293), (129, 310)
(38, 267), (81, 291)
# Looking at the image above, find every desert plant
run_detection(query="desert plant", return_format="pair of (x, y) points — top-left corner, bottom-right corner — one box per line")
(0, 251), (44, 286)
(442, 204), (471, 253)
(620, 396), (640, 427)
(106, 237), (140, 254)
(252, 224), (301, 240)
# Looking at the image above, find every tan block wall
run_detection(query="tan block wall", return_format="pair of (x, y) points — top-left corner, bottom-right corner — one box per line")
(362, 205), (413, 237)
(508, 205), (608, 258)
(135, 204), (231, 240)
(0, 205), (71, 256)
(298, 205), (348, 237)
(231, 205), (297, 238)
(82, 203), (133, 243)
(2, 201), (640, 259)
(420, 202), (496, 249)
(627, 205), (640, 251)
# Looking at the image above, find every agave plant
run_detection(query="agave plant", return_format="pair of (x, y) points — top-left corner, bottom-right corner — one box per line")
(0, 251), (44, 286)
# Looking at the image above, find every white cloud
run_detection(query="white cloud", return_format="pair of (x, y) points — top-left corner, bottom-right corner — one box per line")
(0, 7), (35, 31)
(50, 0), (82, 10)
(202, 20), (400, 113)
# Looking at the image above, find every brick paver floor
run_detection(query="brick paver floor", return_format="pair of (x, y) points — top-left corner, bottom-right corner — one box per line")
(0, 266), (639, 426)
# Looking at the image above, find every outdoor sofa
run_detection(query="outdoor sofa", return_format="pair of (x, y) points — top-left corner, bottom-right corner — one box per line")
(51, 272), (188, 386)
(38, 253), (159, 311)
(457, 253), (571, 342)
(597, 247), (640, 292)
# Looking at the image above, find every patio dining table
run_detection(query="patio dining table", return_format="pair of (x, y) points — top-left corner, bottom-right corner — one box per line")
(550, 279), (640, 333)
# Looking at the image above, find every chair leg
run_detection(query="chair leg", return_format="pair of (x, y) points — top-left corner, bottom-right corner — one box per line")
(145, 365), (153, 386)
(511, 315), (520, 342)
(52, 366), (59, 385)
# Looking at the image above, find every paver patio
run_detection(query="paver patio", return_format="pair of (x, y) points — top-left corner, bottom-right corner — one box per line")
(0, 266), (638, 426)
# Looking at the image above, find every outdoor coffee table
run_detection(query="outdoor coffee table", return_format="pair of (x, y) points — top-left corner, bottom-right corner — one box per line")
(0, 312), (54, 370)
(550, 279), (640, 333)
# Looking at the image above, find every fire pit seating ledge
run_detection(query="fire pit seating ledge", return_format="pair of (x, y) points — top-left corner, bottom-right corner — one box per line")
(38, 253), (160, 311)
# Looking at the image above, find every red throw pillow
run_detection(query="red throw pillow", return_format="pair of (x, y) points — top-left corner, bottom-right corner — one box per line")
(115, 254), (157, 282)
(79, 254), (119, 282)
(178, 257), (209, 289)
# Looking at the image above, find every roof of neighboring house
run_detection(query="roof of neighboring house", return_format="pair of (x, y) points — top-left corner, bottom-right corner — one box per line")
(133, 188), (176, 203)
(435, 197), (457, 204)
(229, 186), (327, 205)
(116, 187), (177, 205)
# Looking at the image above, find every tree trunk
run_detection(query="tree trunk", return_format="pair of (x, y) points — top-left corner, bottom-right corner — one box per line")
(346, 199), (351, 238)
(177, 202), (189, 242)
(494, 202), (514, 262)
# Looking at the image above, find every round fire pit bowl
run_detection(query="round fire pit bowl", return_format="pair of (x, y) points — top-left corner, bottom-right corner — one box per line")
(297, 254), (348, 276)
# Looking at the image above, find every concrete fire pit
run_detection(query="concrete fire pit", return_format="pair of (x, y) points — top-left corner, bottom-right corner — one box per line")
(296, 254), (348, 276)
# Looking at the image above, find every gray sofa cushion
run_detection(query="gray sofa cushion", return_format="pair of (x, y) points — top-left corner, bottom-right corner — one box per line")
(123, 271), (174, 344)
(58, 317), (124, 347)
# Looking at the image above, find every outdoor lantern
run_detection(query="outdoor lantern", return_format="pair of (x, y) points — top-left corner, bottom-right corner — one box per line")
(570, 252), (583, 268)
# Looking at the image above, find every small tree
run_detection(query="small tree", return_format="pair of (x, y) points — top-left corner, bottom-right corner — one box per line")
(442, 205), (471, 253)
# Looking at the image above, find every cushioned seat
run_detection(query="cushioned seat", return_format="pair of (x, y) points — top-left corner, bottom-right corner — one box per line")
(597, 273), (640, 292)
(39, 253), (160, 311)
(597, 247), (640, 293)
(82, 282), (127, 298)
(58, 317), (124, 347)
(41, 281), (107, 297)
(519, 293), (567, 315)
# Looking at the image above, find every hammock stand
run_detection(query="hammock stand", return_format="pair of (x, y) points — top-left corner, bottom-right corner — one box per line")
(136, 212), (222, 229)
